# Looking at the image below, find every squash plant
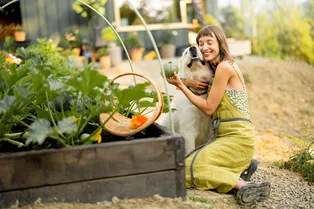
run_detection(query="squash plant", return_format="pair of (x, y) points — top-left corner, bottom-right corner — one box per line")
(0, 39), (162, 152)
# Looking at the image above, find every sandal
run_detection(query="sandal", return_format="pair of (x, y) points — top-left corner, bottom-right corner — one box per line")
(240, 159), (258, 181)
(236, 182), (271, 206)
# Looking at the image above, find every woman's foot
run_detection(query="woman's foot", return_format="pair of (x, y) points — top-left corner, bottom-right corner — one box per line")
(236, 182), (271, 206)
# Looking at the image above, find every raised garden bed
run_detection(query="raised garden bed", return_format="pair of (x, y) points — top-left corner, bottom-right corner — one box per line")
(0, 123), (186, 208)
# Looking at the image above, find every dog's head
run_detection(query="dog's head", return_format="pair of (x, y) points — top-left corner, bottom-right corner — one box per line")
(179, 46), (213, 83)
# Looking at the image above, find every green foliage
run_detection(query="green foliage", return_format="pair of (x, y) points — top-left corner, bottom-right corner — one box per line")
(191, 14), (219, 33)
(274, 127), (314, 182)
(111, 82), (159, 117)
(279, 149), (314, 182)
(124, 33), (144, 50)
(101, 26), (117, 42)
(3, 36), (17, 54)
(219, 6), (247, 39)
(252, 2), (314, 64)
(61, 26), (82, 49)
(96, 47), (109, 57)
(304, 0), (314, 41)
(72, 0), (107, 18)
(160, 30), (178, 45)
(15, 24), (24, 32)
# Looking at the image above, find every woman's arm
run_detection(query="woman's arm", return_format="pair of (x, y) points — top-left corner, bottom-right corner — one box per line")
(182, 79), (209, 90)
(167, 62), (233, 116)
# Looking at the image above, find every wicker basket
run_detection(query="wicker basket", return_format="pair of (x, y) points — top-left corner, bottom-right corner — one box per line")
(99, 72), (164, 136)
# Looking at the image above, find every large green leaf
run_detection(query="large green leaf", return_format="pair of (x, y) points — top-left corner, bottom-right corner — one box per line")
(112, 82), (151, 108)
(67, 67), (108, 96)
(26, 119), (53, 145)
(57, 117), (78, 134)
(0, 96), (16, 114)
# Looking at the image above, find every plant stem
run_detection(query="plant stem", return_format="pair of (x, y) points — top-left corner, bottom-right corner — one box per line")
(13, 115), (30, 128)
(4, 132), (24, 139)
(45, 92), (67, 141)
(48, 135), (68, 147)
(2, 138), (24, 147)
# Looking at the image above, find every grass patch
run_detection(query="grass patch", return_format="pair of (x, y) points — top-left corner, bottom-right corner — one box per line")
(284, 135), (309, 146)
(273, 149), (314, 182)
(275, 128), (314, 182)
(309, 98), (314, 106)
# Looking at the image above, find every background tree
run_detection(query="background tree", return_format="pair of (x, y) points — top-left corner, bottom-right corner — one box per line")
(219, 5), (247, 39)
(253, 1), (313, 64)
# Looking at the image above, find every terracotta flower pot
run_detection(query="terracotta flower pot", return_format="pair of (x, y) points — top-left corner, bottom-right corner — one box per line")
(131, 48), (145, 62)
(161, 44), (176, 59)
(14, 31), (26, 42)
(99, 55), (111, 69)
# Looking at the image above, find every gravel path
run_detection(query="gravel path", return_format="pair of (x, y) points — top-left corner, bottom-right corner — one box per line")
(252, 165), (314, 209)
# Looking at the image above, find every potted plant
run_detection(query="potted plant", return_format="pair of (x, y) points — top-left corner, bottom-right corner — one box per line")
(160, 30), (178, 59)
(72, 0), (107, 60)
(97, 47), (111, 69)
(64, 26), (82, 57)
(101, 26), (122, 67)
(14, 24), (26, 42)
(125, 32), (145, 61)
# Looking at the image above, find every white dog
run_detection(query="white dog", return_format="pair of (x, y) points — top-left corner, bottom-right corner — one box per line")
(160, 46), (214, 155)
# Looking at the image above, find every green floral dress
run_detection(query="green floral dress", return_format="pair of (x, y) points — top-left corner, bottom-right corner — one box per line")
(185, 65), (255, 193)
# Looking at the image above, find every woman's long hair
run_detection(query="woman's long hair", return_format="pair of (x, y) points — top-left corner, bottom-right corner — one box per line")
(196, 25), (233, 72)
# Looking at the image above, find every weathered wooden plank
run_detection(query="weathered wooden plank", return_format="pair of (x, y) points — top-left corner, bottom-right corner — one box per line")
(0, 170), (184, 208)
(0, 133), (183, 192)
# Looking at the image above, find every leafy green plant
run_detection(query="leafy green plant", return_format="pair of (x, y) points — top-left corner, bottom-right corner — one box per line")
(124, 32), (144, 50)
(3, 36), (17, 54)
(101, 26), (117, 43)
(15, 24), (24, 32)
(160, 30), (178, 45)
(273, 127), (314, 182)
(96, 47), (109, 57)
(64, 26), (82, 49)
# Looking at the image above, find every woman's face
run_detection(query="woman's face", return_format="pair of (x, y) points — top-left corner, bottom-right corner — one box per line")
(198, 34), (220, 64)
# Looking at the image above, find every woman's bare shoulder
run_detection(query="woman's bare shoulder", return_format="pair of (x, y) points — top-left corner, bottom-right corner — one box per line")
(215, 61), (234, 75)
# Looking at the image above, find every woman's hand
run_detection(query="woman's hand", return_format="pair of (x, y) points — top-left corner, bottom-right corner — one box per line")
(166, 72), (184, 89)
(183, 79), (209, 90)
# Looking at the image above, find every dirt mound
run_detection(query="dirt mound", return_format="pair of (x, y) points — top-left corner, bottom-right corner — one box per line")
(239, 56), (314, 139)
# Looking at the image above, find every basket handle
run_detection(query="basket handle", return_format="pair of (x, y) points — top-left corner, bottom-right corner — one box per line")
(99, 72), (164, 136)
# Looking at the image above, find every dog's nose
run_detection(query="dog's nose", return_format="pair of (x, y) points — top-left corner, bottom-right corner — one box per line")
(189, 46), (198, 57)
(189, 46), (197, 51)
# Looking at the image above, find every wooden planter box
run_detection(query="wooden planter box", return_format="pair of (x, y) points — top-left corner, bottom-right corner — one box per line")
(0, 123), (185, 208)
